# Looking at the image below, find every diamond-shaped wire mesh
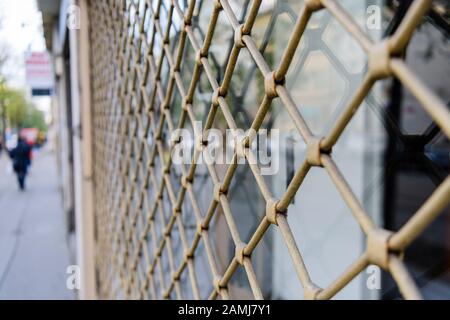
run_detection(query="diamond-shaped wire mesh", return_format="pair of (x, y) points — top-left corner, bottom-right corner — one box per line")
(89, 0), (450, 300)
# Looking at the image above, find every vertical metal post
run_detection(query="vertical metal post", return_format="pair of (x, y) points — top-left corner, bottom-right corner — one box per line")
(69, 0), (97, 299)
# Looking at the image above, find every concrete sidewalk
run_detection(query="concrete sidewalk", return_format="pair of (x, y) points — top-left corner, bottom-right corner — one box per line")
(0, 149), (75, 300)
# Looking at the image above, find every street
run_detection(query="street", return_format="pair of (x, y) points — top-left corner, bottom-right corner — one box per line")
(0, 148), (74, 299)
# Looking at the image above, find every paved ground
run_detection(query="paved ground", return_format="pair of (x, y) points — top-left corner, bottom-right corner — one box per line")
(0, 148), (75, 300)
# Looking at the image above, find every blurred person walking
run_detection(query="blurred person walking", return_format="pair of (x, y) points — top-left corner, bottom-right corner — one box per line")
(9, 137), (32, 191)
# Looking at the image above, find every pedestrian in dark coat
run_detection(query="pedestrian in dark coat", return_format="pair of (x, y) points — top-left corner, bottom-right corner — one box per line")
(9, 137), (32, 190)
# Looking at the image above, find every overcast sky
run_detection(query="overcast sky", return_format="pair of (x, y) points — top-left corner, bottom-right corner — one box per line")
(0, 0), (50, 117)
(0, 0), (46, 88)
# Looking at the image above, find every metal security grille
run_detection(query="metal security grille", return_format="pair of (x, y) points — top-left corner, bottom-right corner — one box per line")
(89, 0), (450, 300)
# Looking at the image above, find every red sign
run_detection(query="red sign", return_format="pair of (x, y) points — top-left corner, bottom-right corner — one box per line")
(25, 52), (54, 89)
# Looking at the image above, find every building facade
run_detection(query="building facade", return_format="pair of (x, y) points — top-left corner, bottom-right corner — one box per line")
(38, 0), (450, 300)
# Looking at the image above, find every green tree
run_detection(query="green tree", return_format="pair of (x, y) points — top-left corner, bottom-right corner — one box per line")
(2, 88), (28, 129)
(0, 85), (47, 133)
(23, 107), (47, 132)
